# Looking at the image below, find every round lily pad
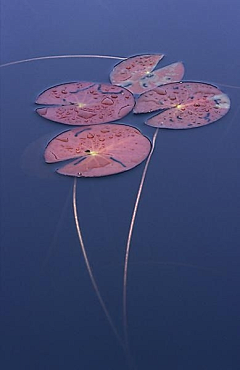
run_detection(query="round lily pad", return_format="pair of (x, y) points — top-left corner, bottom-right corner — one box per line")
(134, 82), (230, 129)
(110, 54), (184, 94)
(45, 124), (151, 177)
(36, 82), (135, 125)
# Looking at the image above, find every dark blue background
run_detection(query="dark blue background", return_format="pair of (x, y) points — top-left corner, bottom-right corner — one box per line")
(1, 0), (240, 369)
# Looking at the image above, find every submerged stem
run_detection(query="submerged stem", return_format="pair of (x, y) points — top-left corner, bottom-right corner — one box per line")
(123, 128), (159, 351)
(72, 177), (125, 349)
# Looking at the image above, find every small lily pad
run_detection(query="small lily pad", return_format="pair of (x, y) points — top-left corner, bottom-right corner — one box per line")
(110, 54), (184, 94)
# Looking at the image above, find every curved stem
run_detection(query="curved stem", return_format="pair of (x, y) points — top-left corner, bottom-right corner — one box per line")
(209, 81), (240, 90)
(0, 54), (126, 68)
(1, 56), (240, 93)
(123, 128), (159, 351)
(1, 54), (240, 93)
(72, 177), (125, 349)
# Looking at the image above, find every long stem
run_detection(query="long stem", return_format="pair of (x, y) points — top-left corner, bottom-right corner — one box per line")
(1, 56), (240, 92)
(0, 54), (126, 68)
(208, 81), (240, 90)
(123, 128), (159, 351)
(72, 177), (125, 349)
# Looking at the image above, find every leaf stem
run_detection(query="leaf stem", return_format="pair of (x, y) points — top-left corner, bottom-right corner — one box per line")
(123, 128), (159, 352)
(72, 177), (125, 349)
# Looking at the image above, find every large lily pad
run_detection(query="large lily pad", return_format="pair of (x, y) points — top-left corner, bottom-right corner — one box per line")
(134, 82), (230, 129)
(110, 54), (184, 94)
(45, 124), (151, 177)
(36, 82), (135, 125)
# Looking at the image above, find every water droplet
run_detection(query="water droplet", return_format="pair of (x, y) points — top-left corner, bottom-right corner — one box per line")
(87, 133), (94, 139)
(39, 108), (47, 116)
(78, 110), (97, 119)
(101, 97), (114, 105)
(156, 89), (167, 95)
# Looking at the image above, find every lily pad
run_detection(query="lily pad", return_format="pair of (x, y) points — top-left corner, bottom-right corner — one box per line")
(110, 54), (184, 94)
(45, 124), (151, 177)
(36, 82), (135, 125)
(134, 82), (230, 129)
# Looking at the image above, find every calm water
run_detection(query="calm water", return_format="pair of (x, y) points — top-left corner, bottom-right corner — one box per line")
(1, 1), (240, 369)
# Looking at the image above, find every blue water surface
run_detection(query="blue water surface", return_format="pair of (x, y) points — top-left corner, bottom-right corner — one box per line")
(1, 1), (240, 369)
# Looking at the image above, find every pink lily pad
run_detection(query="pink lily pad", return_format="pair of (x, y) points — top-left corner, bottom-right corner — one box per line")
(110, 54), (164, 85)
(110, 54), (184, 94)
(36, 82), (135, 125)
(134, 82), (230, 129)
(45, 124), (151, 177)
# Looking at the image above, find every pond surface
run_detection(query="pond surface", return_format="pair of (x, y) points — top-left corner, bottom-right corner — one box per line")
(1, 1), (240, 369)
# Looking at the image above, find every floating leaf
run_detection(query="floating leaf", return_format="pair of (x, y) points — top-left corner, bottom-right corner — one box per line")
(134, 82), (230, 129)
(110, 54), (184, 94)
(45, 124), (151, 177)
(36, 82), (135, 125)
(138, 62), (184, 92)
(110, 54), (164, 84)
